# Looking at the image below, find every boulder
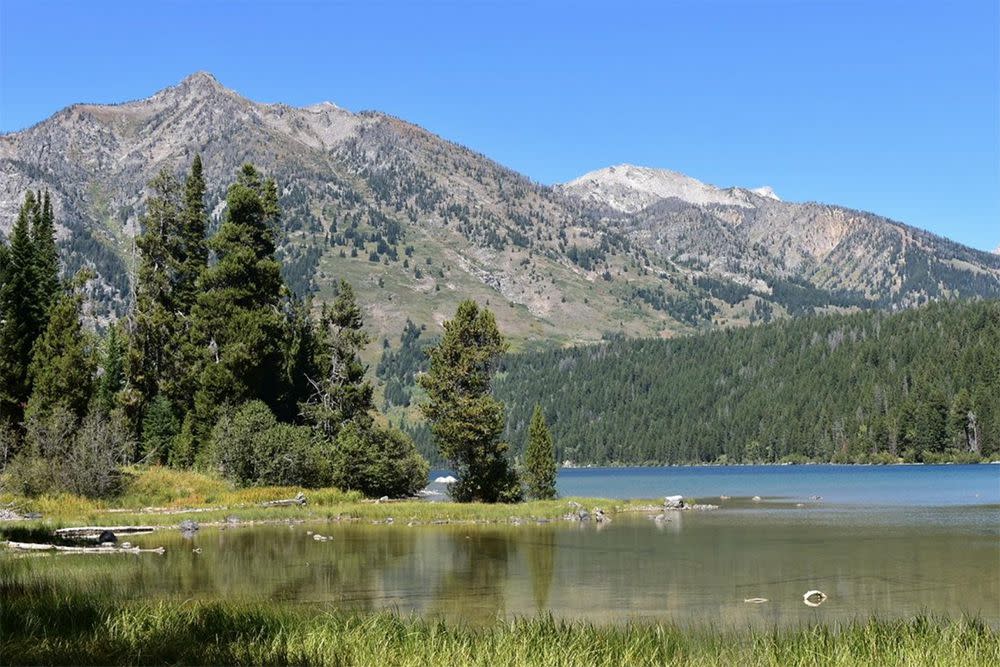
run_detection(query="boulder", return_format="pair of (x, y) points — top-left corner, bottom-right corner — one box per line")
(97, 530), (116, 544)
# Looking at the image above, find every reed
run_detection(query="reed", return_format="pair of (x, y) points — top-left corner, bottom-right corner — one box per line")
(0, 564), (996, 666)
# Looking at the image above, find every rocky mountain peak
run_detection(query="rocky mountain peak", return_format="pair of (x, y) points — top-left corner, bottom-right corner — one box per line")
(559, 164), (780, 213)
(1, 74), (998, 342)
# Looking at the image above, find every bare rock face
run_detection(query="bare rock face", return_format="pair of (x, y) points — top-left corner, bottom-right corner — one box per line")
(2, 72), (999, 341)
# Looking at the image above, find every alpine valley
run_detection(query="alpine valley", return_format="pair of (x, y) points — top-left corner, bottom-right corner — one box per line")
(2, 72), (999, 346)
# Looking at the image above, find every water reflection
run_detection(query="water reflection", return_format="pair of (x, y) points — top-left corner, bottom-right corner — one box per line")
(525, 527), (556, 612)
(5, 507), (998, 628)
(430, 529), (518, 623)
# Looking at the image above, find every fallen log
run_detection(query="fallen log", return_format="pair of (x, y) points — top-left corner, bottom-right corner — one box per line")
(5, 541), (165, 555)
(54, 526), (158, 537)
(104, 506), (228, 515)
(260, 492), (306, 508)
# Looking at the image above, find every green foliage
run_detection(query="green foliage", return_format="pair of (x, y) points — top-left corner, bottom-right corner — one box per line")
(0, 192), (58, 429)
(24, 274), (95, 423)
(497, 300), (1000, 464)
(127, 169), (184, 413)
(300, 280), (373, 436)
(330, 422), (429, 498)
(176, 153), (208, 313)
(523, 405), (557, 499)
(191, 164), (288, 444)
(94, 322), (126, 415)
(126, 159), (209, 431)
(376, 319), (433, 408)
(210, 401), (327, 488)
(6, 406), (133, 498)
(420, 300), (521, 503)
(141, 395), (179, 465)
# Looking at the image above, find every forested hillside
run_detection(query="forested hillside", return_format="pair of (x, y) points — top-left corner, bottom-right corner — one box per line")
(491, 300), (1000, 465)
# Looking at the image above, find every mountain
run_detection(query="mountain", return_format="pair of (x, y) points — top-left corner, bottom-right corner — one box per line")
(558, 164), (780, 213)
(2, 72), (999, 346)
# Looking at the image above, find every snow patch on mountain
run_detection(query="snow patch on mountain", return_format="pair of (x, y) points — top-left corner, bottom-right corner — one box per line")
(559, 164), (779, 213)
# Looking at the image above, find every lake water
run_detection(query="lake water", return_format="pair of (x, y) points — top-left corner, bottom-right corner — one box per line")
(429, 463), (1000, 507)
(6, 465), (999, 628)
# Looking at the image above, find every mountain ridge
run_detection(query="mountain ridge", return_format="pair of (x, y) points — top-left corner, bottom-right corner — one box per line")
(2, 72), (998, 345)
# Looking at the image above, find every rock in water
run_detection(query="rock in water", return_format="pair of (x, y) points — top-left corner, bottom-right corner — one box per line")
(179, 520), (199, 536)
(98, 530), (116, 544)
(803, 590), (828, 606)
(664, 495), (684, 509)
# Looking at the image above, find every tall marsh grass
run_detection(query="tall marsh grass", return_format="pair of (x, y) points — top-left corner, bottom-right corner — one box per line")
(1, 562), (996, 666)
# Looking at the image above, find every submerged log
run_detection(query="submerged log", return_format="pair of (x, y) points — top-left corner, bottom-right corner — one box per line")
(54, 526), (157, 537)
(5, 540), (165, 555)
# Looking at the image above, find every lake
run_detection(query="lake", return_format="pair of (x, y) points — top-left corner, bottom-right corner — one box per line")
(6, 465), (999, 628)
(429, 463), (1000, 507)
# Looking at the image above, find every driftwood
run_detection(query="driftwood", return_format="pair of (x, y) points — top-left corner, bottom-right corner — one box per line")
(54, 526), (157, 537)
(260, 492), (306, 508)
(5, 540), (165, 555)
(104, 506), (227, 515)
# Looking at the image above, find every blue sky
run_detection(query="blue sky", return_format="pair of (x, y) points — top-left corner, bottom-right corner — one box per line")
(1, 0), (997, 251)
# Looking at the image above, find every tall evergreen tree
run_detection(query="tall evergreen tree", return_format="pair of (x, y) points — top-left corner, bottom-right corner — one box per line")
(282, 294), (321, 421)
(24, 272), (95, 423)
(300, 280), (372, 435)
(190, 164), (288, 445)
(126, 170), (183, 415)
(95, 323), (126, 416)
(176, 154), (208, 314)
(523, 404), (557, 500)
(31, 190), (60, 315)
(419, 300), (521, 503)
(0, 193), (42, 428)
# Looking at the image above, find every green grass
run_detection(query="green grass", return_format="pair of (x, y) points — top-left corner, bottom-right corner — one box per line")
(0, 466), (650, 531)
(0, 566), (995, 666)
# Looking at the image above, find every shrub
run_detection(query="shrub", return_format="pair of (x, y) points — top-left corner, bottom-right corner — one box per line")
(253, 423), (329, 488)
(210, 401), (276, 486)
(331, 422), (429, 498)
(211, 401), (329, 488)
(4, 406), (133, 498)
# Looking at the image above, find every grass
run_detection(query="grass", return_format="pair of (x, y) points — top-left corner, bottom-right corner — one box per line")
(0, 565), (996, 666)
(0, 466), (650, 531)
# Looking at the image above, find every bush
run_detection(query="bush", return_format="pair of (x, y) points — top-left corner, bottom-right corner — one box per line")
(331, 422), (429, 498)
(4, 406), (133, 498)
(253, 423), (329, 488)
(211, 401), (329, 487)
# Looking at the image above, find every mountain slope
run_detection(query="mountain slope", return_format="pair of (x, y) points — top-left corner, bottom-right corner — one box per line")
(2, 72), (998, 345)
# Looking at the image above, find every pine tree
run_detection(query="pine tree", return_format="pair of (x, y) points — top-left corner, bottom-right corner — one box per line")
(24, 272), (95, 423)
(419, 300), (521, 503)
(127, 169), (183, 414)
(523, 404), (557, 499)
(300, 280), (373, 435)
(176, 154), (208, 314)
(141, 394), (179, 464)
(190, 164), (288, 445)
(281, 294), (321, 421)
(31, 190), (60, 316)
(95, 323), (126, 415)
(0, 193), (42, 428)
